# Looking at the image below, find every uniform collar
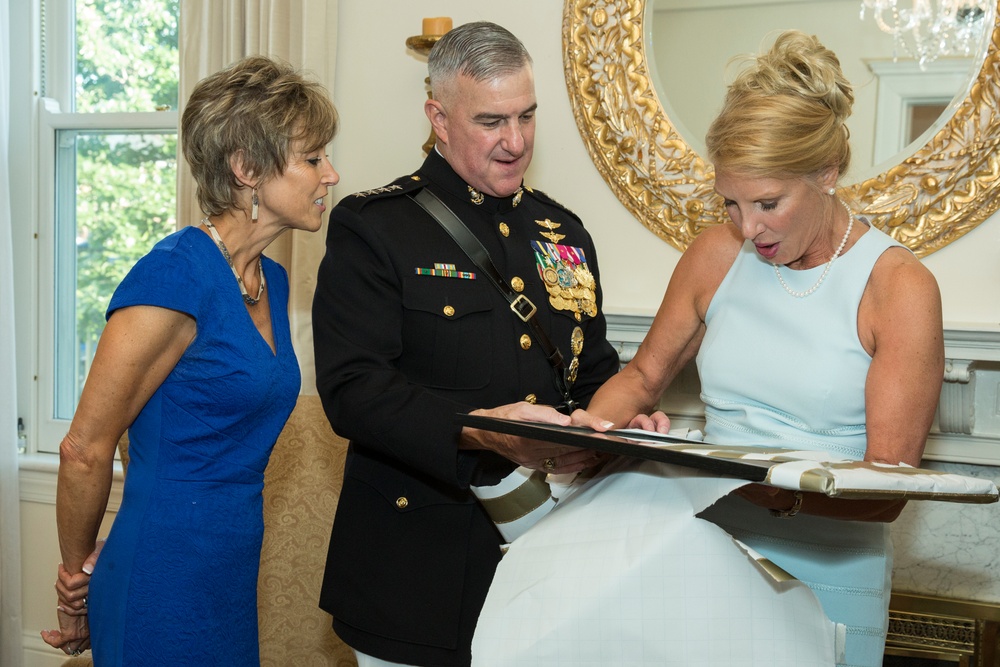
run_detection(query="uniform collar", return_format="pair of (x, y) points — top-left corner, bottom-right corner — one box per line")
(419, 149), (525, 213)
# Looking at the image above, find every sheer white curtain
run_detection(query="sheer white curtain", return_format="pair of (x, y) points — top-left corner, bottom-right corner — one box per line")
(179, 0), (339, 393)
(0, 0), (24, 662)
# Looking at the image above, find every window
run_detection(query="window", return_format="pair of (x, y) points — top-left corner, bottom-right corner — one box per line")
(30, 0), (179, 452)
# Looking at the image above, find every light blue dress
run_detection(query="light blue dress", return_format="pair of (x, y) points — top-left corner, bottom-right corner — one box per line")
(87, 226), (300, 666)
(697, 223), (904, 667)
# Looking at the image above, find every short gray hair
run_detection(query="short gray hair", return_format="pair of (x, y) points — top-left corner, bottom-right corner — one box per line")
(428, 21), (532, 91)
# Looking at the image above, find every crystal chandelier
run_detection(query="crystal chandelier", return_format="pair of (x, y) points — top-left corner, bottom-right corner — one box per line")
(859, 0), (991, 67)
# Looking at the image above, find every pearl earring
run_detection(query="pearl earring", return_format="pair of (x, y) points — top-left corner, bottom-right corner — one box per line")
(828, 187), (836, 196)
(251, 188), (259, 222)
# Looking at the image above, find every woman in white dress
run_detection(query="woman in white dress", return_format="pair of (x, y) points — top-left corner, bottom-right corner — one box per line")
(473, 30), (943, 667)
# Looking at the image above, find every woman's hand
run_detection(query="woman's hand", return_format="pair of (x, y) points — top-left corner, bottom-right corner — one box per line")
(626, 410), (672, 433)
(568, 408), (615, 432)
(54, 541), (103, 615)
(41, 540), (103, 655)
(40, 607), (90, 655)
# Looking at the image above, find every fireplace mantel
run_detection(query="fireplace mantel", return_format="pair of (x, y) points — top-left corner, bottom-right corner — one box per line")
(605, 314), (1000, 467)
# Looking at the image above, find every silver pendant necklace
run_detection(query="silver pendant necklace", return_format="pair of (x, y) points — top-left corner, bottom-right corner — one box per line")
(202, 218), (265, 306)
(773, 199), (854, 298)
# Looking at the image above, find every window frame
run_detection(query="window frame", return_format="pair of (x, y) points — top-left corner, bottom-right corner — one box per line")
(15, 0), (179, 457)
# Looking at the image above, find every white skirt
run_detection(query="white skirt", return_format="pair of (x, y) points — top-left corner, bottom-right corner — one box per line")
(472, 458), (841, 666)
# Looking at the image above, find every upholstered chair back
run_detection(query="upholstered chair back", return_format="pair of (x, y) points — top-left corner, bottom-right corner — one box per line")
(258, 393), (356, 666)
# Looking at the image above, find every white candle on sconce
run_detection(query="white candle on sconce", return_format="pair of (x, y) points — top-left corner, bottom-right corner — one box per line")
(422, 17), (453, 37)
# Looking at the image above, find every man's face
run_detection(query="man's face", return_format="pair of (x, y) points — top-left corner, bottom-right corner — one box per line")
(431, 66), (537, 197)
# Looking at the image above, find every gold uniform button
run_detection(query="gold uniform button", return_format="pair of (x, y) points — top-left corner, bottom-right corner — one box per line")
(499, 222), (510, 237)
(519, 334), (532, 350)
(396, 497), (409, 509)
(411, 175), (421, 181)
(525, 394), (537, 404)
(443, 305), (455, 317)
(510, 276), (524, 292)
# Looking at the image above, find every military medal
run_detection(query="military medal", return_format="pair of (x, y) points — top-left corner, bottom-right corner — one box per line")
(571, 326), (584, 356)
(531, 240), (598, 319)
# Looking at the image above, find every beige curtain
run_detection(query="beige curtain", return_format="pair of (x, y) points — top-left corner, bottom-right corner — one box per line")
(178, 0), (339, 394)
(0, 0), (25, 662)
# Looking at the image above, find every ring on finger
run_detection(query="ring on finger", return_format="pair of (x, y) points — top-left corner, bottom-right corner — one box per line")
(542, 457), (556, 471)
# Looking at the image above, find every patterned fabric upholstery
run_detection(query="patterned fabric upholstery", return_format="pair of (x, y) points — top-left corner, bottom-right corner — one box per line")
(67, 394), (356, 667)
(258, 394), (357, 666)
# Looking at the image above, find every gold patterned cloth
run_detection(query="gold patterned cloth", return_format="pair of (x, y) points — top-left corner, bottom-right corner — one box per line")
(258, 394), (357, 666)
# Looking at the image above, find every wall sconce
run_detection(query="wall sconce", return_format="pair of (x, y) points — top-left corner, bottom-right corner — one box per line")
(406, 17), (453, 154)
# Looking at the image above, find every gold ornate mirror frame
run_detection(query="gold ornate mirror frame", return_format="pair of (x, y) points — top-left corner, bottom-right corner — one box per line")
(563, 0), (1000, 256)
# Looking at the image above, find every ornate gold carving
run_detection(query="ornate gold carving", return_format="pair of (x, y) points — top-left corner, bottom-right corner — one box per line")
(562, 0), (1000, 257)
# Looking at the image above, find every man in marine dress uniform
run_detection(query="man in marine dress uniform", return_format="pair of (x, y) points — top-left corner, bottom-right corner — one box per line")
(312, 21), (620, 667)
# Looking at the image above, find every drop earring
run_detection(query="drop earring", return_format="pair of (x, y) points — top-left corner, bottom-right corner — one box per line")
(251, 187), (259, 222)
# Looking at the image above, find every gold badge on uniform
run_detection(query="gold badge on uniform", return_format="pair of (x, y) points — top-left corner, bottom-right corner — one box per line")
(531, 240), (597, 319)
(570, 326), (584, 357)
(566, 356), (580, 384)
(535, 219), (565, 244)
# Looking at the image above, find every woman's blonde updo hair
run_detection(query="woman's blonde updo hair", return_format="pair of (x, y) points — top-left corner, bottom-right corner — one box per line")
(705, 30), (854, 183)
(181, 55), (339, 217)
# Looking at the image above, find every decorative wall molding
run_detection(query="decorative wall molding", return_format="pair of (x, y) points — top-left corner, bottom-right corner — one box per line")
(606, 314), (1000, 466)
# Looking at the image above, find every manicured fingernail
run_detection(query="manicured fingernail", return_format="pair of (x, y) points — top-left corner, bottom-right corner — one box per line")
(601, 421), (614, 429)
(82, 564), (93, 574)
(57, 606), (66, 612)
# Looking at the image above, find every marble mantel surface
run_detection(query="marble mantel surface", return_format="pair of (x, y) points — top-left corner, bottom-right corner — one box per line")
(891, 462), (1000, 603)
(604, 314), (1000, 605)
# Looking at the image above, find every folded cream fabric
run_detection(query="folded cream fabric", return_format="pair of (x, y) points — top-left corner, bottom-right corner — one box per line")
(764, 458), (999, 501)
(615, 433), (999, 503)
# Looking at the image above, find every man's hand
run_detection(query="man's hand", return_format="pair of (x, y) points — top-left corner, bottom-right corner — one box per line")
(461, 402), (606, 474)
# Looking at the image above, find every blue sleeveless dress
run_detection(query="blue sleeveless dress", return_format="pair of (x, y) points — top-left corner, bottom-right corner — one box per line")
(87, 226), (300, 666)
(697, 223), (903, 667)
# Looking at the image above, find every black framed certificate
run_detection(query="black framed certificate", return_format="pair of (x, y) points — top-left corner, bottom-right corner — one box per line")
(454, 414), (1000, 503)
(456, 414), (772, 481)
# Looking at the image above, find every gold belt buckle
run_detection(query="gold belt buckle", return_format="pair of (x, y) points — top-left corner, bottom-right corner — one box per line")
(509, 294), (537, 322)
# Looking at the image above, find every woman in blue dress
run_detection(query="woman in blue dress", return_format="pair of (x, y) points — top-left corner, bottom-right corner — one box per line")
(41, 55), (339, 665)
(573, 31), (944, 666)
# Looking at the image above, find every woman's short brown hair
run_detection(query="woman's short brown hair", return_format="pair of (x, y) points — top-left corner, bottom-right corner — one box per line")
(181, 55), (339, 217)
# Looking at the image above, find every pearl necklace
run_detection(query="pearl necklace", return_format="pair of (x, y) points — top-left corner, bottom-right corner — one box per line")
(773, 199), (854, 298)
(202, 218), (265, 306)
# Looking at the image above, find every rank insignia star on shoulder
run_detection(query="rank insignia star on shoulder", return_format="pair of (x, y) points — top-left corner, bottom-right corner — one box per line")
(353, 184), (404, 198)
